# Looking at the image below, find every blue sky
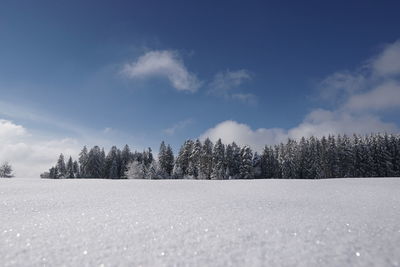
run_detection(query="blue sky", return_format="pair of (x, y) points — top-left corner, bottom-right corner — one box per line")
(1, 0), (400, 177)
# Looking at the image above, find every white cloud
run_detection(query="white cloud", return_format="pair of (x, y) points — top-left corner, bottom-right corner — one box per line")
(163, 119), (193, 135)
(319, 39), (400, 111)
(288, 109), (397, 140)
(200, 113), (398, 152)
(201, 40), (400, 151)
(372, 40), (400, 77)
(0, 101), (147, 177)
(122, 50), (201, 92)
(319, 71), (366, 102)
(200, 120), (287, 151)
(345, 81), (400, 111)
(0, 119), (27, 140)
(208, 69), (254, 103)
(0, 119), (81, 178)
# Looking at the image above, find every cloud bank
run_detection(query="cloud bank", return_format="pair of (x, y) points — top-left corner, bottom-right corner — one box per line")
(201, 40), (400, 151)
(122, 50), (201, 92)
(0, 119), (81, 178)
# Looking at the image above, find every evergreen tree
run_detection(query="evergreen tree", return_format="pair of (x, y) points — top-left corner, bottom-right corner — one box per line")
(121, 144), (132, 177)
(79, 146), (89, 178)
(239, 146), (254, 179)
(174, 140), (193, 179)
(158, 142), (174, 178)
(86, 146), (103, 178)
(188, 139), (202, 179)
(147, 160), (161, 179)
(252, 152), (262, 179)
(109, 158), (119, 179)
(125, 161), (146, 179)
(211, 139), (225, 180)
(66, 156), (74, 178)
(73, 160), (80, 178)
(105, 146), (120, 179)
(56, 154), (67, 178)
(231, 142), (242, 178)
(199, 138), (213, 179)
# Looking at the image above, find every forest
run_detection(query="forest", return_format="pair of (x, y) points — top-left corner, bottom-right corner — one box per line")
(41, 134), (400, 180)
(41, 133), (400, 180)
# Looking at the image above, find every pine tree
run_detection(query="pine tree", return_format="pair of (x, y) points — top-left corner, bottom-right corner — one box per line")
(174, 140), (193, 179)
(158, 142), (174, 178)
(327, 135), (339, 178)
(79, 146), (89, 178)
(109, 158), (119, 179)
(211, 139), (225, 180)
(125, 161), (146, 179)
(73, 160), (80, 178)
(252, 152), (262, 179)
(239, 146), (254, 179)
(232, 143), (242, 178)
(199, 138), (213, 179)
(66, 156), (74, 178)
(147, 160), (161, 179)
(86, 146), (103, 178)
(188, 139), (202, 179)
(121, 145), (132, 177)
(56, 154), (67, 178)
(105, 146), (120, 179)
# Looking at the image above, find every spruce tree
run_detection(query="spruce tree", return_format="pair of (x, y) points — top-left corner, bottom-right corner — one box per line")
(66, 156), (74, 178)
(188, 139), (202, 179)
(79, 146), (89, 178)
(56, 154), (67, 178)
(211, 139), (225, 180)
(239, 146), (254, 179)
(199, 138), (213, 179)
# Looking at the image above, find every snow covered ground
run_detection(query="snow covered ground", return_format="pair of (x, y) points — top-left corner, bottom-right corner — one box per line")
(1, 178), (400, 267)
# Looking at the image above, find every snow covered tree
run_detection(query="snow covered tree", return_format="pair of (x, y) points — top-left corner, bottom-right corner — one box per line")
(105, 146), (121, 179)
(79, 146), (89, 178)
(226, 142), (242, 179)
(252, 152), (262, 179)
(109, 159), (119, 179)
(174, 140), (193, 179)
(86, 146), (104, 178)
(261, 146), (279, 178)
(199, 138), (213, 179)
(73, 160), (80, 178)
(211, 139), (225, 180)
(66, 156), (74, 178)
(120, 144), (132, 177)
(56, 154), (67, 178)
(0, 162), (14, 178)
(239, 146), (254, 179)
(188, 139), (202, 179)
(142, 147), (154, 169)
(125, 161), (146, 179)
(42, 133), (400, 180)
(146, 160), (161, 179)
(49, 166), (58, 179)
(158, 141), (174, 178)
(280, 139), (298, 179)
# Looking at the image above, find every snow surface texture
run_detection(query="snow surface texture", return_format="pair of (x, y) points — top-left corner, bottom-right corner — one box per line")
(1, 179), (400, 267)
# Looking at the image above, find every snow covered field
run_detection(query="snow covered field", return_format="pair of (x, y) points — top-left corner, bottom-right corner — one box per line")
(1, 178), (400, 266)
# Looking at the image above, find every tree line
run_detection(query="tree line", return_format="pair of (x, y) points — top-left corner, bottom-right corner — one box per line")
(41, 133), (400, 179)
